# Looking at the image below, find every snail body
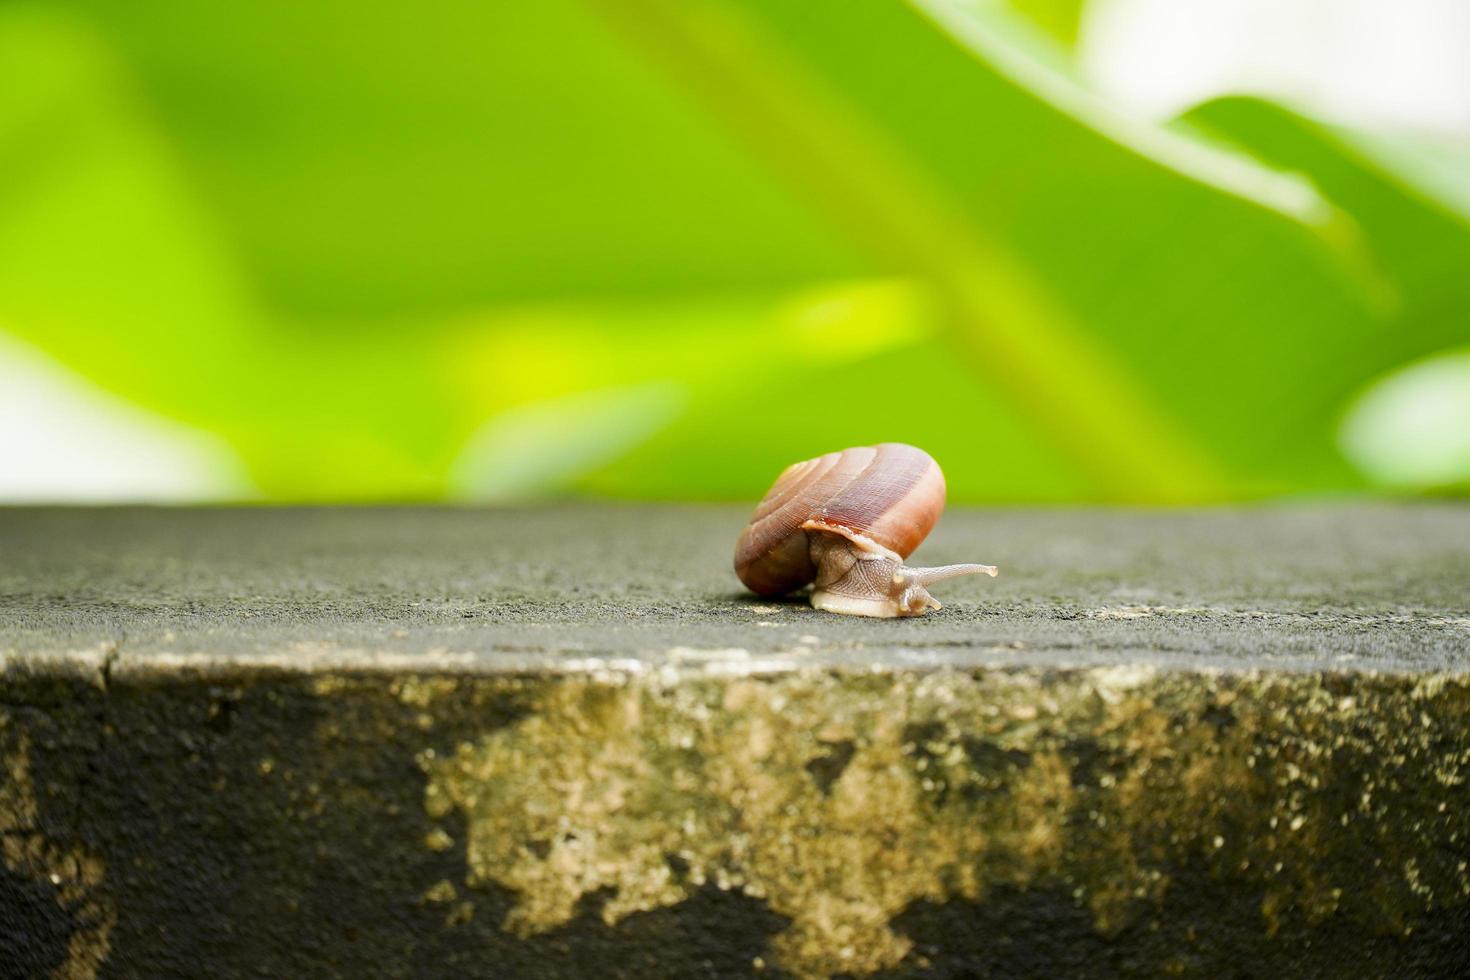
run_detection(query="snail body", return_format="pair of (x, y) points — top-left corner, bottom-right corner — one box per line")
(734, 444), (996, 617)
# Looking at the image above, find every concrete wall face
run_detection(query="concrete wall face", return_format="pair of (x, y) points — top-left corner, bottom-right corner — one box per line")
(3, 665), (1467, 978)
(3, 505), (1467, 976)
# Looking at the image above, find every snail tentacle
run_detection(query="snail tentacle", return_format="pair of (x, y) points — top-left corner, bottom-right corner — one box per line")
(908, 563), (998, 586)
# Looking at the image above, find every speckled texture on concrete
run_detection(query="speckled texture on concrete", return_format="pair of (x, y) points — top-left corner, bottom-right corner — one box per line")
(2, 506), (1468, 978)
(2, 504), (1467, 674)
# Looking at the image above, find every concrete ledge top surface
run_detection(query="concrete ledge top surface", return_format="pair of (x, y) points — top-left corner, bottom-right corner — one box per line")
(1, 503), (1467, 676)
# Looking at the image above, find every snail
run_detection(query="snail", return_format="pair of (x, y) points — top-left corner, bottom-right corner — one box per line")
(734, 443), (997, 617)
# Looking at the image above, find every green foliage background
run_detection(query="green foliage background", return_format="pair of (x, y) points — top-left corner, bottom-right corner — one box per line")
(1, 0), (1466, 501)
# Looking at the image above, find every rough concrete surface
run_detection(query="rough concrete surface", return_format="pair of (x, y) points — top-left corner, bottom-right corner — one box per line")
(3, 504), (1468, 674)
(1, 505), (1468, 978)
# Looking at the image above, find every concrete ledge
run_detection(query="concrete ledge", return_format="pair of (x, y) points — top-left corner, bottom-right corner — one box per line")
(2, 506), (1468, 977)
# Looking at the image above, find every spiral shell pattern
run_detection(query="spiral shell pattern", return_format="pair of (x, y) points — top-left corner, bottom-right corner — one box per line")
(733, 443), (947, 596)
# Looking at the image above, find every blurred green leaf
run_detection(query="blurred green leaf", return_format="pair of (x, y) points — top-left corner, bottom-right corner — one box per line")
(1336, 129), (1470, 225)
(53, 0), (868, 315)
(684, 0), (1467, 493)
(1, 0), (1467, 503)
(449, 382), (687, 501)
(1004, 0), (1088, 47)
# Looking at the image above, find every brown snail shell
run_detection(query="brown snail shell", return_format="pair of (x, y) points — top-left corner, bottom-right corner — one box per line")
(734, 443), (996, 618)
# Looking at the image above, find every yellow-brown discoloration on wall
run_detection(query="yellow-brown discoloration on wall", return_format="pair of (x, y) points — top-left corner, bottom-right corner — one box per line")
(420, 668), (1470, 978)
(1, 715), (116, 980)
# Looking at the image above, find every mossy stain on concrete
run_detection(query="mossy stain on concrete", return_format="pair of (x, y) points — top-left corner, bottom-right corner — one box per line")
(420, 668), (1470, 978)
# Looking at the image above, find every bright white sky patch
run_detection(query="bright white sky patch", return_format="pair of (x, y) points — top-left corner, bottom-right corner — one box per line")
(0, 330), (252, 502)
(1339, 348), (1470, 488)
(1079, 0), (1470, 136)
